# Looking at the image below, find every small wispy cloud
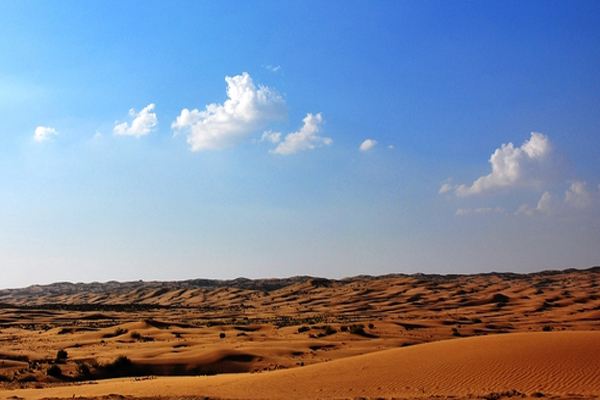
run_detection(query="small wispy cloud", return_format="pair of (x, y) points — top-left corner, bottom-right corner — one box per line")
(359, 138), (377, 152)
(265, 64), (281, 73)
(455, 207), (506, 217)
(260, 130), (281, 144)
(33, 126), (58, 142)
(114, 103), (158, 137)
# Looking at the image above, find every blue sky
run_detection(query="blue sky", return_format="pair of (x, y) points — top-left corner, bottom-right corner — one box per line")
(1, 1), (599, 288)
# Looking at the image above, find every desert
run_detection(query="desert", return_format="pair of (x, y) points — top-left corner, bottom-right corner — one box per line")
(3, 2), (600, 399)
(0, 267), (599, 399)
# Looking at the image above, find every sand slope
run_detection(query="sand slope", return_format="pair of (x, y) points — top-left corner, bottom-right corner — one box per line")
(2, 331), (599, 399)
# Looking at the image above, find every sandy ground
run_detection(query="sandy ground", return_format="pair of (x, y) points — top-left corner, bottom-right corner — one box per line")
(1, 331), (599, 399)
(0, 267), (599, 399)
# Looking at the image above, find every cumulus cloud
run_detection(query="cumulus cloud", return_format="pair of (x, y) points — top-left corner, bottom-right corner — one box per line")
(260, 130), (281, 144)
(564, 181), (593, 209)
(172, 72), (285, 151)
(517, 181), (597, 216)
(359, 139), (377, 152)
(113, 103), (157, 137)
(449, 132), (551, 196)
(33, 126), (58, 142)
(271, 113), (332, 155)
(455, 207), (506, 216)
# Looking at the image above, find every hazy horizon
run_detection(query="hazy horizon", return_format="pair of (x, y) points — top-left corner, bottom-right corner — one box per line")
(1, 1), (600, 289)
(2, 264), (599, 291)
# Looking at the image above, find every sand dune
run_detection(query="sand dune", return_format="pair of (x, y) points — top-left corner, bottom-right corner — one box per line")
(1, 268), (599, 398)
(1, 331), (599, 399)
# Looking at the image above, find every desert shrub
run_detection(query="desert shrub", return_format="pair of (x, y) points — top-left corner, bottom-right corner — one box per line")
(77, 362), (92, 380)
(55, 349), (68, 363)
(323, 325), (337, 335)
(483, 390), (524, 400)
(348, 324), (378, 338)
(47, 364), (62, 378)
(542, 325), (553, 332)
(452, 327), (461, 337)
(129, 332), (154, 342)
(368, 323), (375, 329)
(100, 355), (135, 378)
(102, 327), (128, 338)
(340, 325), (348, 332)
(219, 332), (226, 339)
(297, 326), (310, 333)
(407, 294), (422, 302)
(17, 375), (37, 383)
(315, 325), (337, 338)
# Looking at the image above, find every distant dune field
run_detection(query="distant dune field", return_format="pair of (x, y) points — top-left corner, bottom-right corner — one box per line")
(0, 267), (599, 399)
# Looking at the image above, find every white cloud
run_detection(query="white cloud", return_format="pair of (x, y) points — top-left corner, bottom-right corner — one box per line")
(33, 126), (58, 142)
(387, 144), (395, 150)
(517, 181), (598, 216)
(455, 207), (506, 216)
(271, 113), (332, 155)
(113, 103), (157, 137)
(516, 191), (555, 216)
(565, 181), (592, 209)
(359, 138), (377, 152)
(453, 132), (551, 196)
(260, 130), (281, 144)
(172, 72), (285, 151)
(536, 191), (554, 213)
(438, 182), (454, 194)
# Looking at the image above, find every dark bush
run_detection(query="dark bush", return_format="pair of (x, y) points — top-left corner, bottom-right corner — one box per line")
(297, 326), (310, 333)
(47, 364), (62, 378)
(323, 325), (337, 336)
(368, 323), (375, 329)
(102, 327), (128, 338)
(348, 324), (378, 338)
(100, 355), (134, 378)
(219, 332), (226, 339)
(77, 363), (92, 379)
(55, 349), (68, 363)
(542, 325), (553, 332)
